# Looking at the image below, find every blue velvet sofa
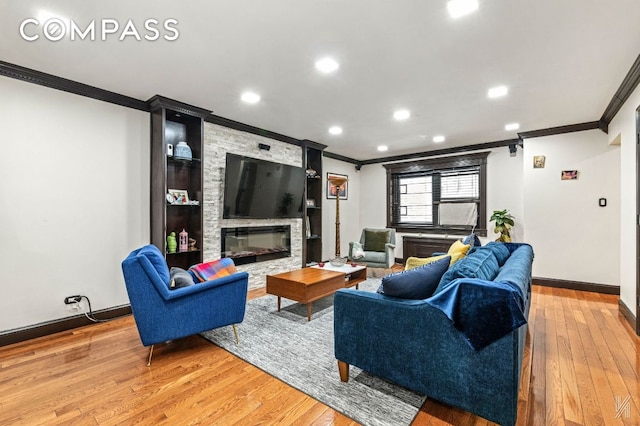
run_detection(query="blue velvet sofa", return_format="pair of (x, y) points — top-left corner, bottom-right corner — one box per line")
(121, 245), (249, 364)
(334, 242), (533, 426)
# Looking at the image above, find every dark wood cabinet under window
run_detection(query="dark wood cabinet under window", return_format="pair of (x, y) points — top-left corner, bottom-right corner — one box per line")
(402, 236), (458, 262)
(149, 95), (211, 269)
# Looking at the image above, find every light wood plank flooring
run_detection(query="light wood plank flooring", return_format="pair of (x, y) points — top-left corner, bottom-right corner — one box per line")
(0, 285), (638, 425)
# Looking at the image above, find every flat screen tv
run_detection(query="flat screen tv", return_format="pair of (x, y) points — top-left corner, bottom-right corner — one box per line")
(223, 153), (305, 219)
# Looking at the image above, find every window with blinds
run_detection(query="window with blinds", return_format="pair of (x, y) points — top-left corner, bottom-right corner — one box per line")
(384, 152), (488, 234)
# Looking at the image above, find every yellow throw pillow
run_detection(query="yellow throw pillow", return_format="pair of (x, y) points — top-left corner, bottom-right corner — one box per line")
(405, 252), (466, 270)
(448, 240), (471, 256)
(448, 251), (466, 266)
(405, 255), (448, 270)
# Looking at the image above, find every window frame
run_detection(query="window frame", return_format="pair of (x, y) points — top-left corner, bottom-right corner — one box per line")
(384, 152), (489, 236)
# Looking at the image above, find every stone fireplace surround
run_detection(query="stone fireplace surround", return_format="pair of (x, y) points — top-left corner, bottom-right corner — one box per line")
(202, 122), (304, 290)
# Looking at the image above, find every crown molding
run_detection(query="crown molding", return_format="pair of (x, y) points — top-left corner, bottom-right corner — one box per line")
(205, 114), (304, 147)
(600, 53), (640, 126)
(518, 121), (601, 139)
(0, 61), (149, 111)
(358, 139), (520, 166)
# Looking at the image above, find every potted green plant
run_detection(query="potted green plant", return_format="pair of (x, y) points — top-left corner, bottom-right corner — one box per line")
(490, 209), (515, 242)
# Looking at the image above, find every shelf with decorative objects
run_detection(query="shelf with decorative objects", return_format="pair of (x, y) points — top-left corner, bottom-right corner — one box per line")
(302, 140), (326, 267)
(149, 95), (211, 270)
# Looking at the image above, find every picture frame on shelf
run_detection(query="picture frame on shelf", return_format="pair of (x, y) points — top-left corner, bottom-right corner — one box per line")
(167, 189), (189, 205)
(326, 173), (348, 200)
(305, 216), (312, 238)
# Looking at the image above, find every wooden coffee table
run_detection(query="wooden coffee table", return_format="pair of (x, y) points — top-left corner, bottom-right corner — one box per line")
(266, 264), (367, 321)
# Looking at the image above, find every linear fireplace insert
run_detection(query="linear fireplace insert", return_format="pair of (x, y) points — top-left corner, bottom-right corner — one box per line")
(221, 225), (291, 265)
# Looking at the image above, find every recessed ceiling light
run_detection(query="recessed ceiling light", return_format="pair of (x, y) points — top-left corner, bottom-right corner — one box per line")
(315, 57), (339, 73)
(393, 109), (411, 121)
(505, 123), (520, 131)
(488, 86), (508, 98)
(377, 145), (389, 152)
(241, 91), (261, 104)
(447, 0), (479, 18)
(328, 126), (343, 135)
(433, 135), (446, 143)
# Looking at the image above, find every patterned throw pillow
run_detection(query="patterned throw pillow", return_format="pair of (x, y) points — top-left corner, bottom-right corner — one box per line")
(189, 258), (237, 282)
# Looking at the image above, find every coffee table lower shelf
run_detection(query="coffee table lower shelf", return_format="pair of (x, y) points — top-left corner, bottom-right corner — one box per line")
(266, 265), (367, 321)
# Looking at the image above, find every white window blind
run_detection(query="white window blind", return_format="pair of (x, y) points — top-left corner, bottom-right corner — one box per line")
(440, 171), (479, 199)
(398, 175), (433, 223)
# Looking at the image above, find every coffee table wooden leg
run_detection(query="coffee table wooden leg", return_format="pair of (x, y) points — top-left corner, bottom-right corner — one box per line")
(307, 303), (312, 321)
(277, 296), (281, 312)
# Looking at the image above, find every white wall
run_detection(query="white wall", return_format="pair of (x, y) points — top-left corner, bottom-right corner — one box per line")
(359, 163), (387, 230)
(358, 147), (524, 259)
(0, 77), (149, 332)
(322, 157), (361, 260)
(486, 146), (524, 243)
(608, 84), (640, 316)
(523, 130), (620, 286)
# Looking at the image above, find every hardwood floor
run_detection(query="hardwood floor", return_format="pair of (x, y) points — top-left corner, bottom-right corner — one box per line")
(0, 285), (638, 425)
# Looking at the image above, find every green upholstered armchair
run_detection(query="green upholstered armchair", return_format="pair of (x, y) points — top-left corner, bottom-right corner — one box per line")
(348, 228), (396, 269)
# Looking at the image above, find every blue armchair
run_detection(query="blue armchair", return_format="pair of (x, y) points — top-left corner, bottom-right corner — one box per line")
(121, 245), (249, 365)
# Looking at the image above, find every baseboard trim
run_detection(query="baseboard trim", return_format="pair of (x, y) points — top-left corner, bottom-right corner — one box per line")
(532, 277), (620, 295)
(618, 299), (637, 332)
(0, 305), (132, 347)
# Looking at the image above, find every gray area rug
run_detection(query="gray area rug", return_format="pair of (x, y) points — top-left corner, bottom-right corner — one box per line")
(201, 278), (425, 426)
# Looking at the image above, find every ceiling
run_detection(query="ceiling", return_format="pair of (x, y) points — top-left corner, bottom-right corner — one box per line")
(1, 0), (639, 160)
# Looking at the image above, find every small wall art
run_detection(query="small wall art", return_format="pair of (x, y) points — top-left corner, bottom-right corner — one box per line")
(327, 173), (348, 200)
(533, 155), (546, 168)
(561, 170), (578, 180)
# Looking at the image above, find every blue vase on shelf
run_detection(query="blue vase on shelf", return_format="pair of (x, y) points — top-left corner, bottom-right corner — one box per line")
(174, 141), (192, 160)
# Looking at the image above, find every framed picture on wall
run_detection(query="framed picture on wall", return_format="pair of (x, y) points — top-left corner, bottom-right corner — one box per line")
(326, 173), (348, 200)
(533, 155), (546, 168)
(561, 170), (578, 180)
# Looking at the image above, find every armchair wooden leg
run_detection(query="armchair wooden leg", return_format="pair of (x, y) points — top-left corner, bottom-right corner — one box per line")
(146, 345), (154, 367)
(232, 324), (239, 344)
(338, 360), (349, 382)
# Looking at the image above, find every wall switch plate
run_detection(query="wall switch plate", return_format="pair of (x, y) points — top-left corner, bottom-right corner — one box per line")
(598, 197), (607, 207)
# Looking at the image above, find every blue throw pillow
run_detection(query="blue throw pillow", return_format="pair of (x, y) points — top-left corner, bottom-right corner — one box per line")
(378, 255), (451, 299)
(480, 242), (511, 266)
(434, 249), (499, 294)
(462, 233), (482, 247)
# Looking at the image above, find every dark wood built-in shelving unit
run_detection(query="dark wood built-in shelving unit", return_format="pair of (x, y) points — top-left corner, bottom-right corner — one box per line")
(149, 95), (211, 269)
(303, 141), (325, 266)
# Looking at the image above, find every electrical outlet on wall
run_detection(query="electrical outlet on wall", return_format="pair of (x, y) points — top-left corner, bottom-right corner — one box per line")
(64, 295), (84, 312)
